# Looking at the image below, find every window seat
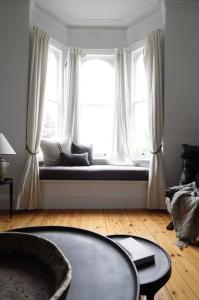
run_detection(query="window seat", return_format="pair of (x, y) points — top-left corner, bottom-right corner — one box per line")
(39, 165), (148, 181)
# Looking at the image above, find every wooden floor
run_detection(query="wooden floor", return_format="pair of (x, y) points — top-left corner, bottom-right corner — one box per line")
(0, 209), (198, 300)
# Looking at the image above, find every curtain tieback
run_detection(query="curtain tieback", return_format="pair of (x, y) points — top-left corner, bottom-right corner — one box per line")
(26, 145), (39, 155)
(150, 144), (162, 155)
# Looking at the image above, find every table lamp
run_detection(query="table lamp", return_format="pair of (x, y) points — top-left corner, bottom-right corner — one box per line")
(0, 133), (16, 180)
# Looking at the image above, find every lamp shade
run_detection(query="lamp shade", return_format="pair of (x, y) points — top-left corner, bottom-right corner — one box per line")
(0, 133), (16, 155)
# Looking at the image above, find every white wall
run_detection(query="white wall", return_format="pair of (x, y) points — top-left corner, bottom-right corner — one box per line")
(164, 1), (199, 186)
(127, 9), (164, 46)
(68, 27), (126, 48)
(31, 4), (68, 45)
(0, 0), (30, 208)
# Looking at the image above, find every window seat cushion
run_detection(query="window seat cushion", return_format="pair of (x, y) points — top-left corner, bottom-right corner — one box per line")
(39, 165), (148, 181)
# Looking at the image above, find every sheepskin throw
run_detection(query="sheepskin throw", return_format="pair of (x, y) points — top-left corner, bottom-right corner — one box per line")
(167, 182), (199, 248)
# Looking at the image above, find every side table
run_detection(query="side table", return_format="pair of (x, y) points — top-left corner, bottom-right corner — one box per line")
(0, 178), (13, 218)
(108, 234), (172, 300)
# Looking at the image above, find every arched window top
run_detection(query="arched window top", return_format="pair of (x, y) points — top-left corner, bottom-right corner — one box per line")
(80, 57), (115, 106)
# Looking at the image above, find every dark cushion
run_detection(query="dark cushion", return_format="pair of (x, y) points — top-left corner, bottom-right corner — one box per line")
(39, 165), (149, 181)
(181, 144), (199, 161)
(180, 144), (199, 184)
(180, 159), (199, 185)
(61, 152), (90, 167)
(71, 143), (93, 165)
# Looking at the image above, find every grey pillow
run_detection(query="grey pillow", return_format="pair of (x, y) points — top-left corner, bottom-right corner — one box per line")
(40, 139), (71, 166)
(71, 143), (93, 165)
(61, 152), (90, 166)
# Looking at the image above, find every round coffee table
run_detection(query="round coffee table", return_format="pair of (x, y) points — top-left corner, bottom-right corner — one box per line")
(108, 235), (171, 300)
(10, 227), (140, 300)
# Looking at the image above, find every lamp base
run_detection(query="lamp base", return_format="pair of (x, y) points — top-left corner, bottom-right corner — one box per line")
(0, 158), (9, 180)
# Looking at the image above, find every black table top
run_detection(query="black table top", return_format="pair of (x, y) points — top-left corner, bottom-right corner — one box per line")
(11, 226), (140, 300)
(108, 235), (172, 295)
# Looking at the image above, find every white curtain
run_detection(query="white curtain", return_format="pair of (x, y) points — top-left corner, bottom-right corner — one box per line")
(64, 47), (82, 143)
(17, 27), (50, 209)
(144, 30), (165, 209)
(111, 48), (131, 164)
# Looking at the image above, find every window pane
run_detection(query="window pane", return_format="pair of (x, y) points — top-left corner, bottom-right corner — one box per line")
(45, 50), (59, 101)
(79, 105), (114, 156)
(132, 103), (150, 160)
(131, 47), (149, 161)
(43, 45), (62, 140)
(43, 101), (59, 139)
(135, 53), (147, 101)
(79, 55), (115, 157)
(80, 59), (114, 106)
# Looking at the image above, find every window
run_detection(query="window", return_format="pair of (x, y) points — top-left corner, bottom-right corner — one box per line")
(131, 48), (150, 161)
(43, 45), (62, 140)
(42, 44), (150, 165)
(79, 54), (115, 157)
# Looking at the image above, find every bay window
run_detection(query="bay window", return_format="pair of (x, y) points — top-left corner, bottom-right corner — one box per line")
(42, 44), (150, 164)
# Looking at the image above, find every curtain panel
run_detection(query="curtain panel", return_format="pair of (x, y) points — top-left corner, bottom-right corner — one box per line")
(144, 30), (165, 209)
(17, 27), (50, 209)
(64, 47), (82, 143)
(111, 48), (131, 165)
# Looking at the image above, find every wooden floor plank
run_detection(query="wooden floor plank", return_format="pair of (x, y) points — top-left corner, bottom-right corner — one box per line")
(104, 210), (122, 234)
(125, 209), (156, 241)
(54, 210), (71, 226)
(155, 286), (173, 300)
(90, 210), (108, 235)
(80, 210), (96, 231)
(65, 209), (82, 228)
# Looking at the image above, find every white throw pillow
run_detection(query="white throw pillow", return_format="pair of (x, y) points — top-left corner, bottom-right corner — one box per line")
(40, 139), (71, 166)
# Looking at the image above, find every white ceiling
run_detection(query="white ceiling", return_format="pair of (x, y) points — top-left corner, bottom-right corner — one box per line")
(35, 0), (162, 28)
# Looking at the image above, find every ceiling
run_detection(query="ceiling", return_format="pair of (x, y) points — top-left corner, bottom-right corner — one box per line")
(35, 0), (162, 29)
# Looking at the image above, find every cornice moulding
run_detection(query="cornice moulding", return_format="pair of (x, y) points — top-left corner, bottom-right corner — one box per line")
(68, 26), (126, 33)
(68, 19), (127, 29)
(164, 0), (199, 8)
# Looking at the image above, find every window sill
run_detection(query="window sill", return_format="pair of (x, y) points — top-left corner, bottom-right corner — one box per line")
(132, 160), (150, 168)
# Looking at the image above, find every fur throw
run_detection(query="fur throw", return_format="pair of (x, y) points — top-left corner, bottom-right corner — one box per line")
(167, 182), (199, 248)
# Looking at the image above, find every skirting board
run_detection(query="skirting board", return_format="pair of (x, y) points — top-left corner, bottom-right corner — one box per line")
(41, 180), (148, 209)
